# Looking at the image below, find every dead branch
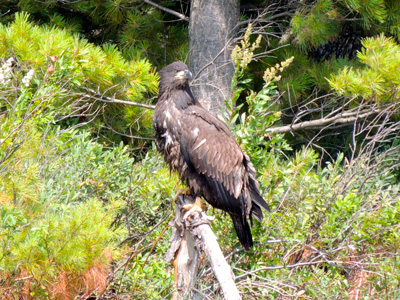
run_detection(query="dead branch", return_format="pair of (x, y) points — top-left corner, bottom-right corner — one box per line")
(266, 105), (390, 134)
(100, 124), (155, 141)
(166, 194), (241, 300)
(142, 0), (189, 22)
(78, 86), (156, 110)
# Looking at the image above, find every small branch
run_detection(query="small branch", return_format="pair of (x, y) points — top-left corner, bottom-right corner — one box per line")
(235, 259), (331, 277)
(79, 86), (156, 110)
(100, 124), (155, 141)
(142, 0), (189, 22)
(266, 107), (387, 134)
(237, 11), (294, 27)
(98, 96), (156, 110)
(115, 215), (169, 273)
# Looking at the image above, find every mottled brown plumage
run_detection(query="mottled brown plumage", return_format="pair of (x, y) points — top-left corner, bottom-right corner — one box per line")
(153, 61), (269, 250)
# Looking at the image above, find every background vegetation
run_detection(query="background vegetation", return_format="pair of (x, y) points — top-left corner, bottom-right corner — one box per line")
(1, 1), (400, 299)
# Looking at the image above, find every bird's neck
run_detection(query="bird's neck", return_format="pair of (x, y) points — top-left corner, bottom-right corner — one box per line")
(158, 85), (197, 109)
(183, 86), (196, 103)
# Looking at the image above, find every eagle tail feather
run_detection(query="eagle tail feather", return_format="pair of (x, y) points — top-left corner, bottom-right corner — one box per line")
(250, 183), (270, 212)
(250, 203), (263, 222)
(230, 213), (253, 251)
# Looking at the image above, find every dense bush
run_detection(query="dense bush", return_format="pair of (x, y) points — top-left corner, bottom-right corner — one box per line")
(0, 12), (158, 147)
(0, 126), (126, 298)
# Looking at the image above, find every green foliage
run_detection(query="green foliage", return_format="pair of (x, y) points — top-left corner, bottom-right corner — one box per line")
(1, 0), (188, 66)
(290, 0), (395, 50)
(0, 4), (153, 299)
(0, 12), (158, 99)
(0, 12), (158, 147)
(0, 68), (132, 294)
(0, 9), (177, 298)
(259, 149), (400, 297)
(40, 130), (135, 204)
(291, 0), (340, 49)
(1, 198), (122, 274)
(258, 42), (351, 108)
(328, 34), (400, 102)
(212, 30), (400, 298)
(341, 0), (388, 27)
(0, 104), (175, 298)
(279, 0), (400, 107)
(0, 126), (126, 298)
(386, 0), (400, 38)
(229, 28), (293, 168)
(108, 148), (177, 299)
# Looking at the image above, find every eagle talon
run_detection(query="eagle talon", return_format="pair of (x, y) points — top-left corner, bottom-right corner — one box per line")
(183, 197), (206, 220)
(174, 187), (192, 202)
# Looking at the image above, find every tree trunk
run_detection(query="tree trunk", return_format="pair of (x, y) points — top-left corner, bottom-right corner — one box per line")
(189, 0), (239, 116)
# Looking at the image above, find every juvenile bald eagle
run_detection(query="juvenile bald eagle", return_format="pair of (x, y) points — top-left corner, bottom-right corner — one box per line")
(153, 61), (269, 250)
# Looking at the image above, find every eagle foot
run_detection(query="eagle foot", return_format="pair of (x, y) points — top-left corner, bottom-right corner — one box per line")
(174, 187), (192, 202)
(183, 197), (210, 221)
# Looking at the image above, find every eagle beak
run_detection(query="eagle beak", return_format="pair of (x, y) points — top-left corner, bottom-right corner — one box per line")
(176, 69), (193, 81)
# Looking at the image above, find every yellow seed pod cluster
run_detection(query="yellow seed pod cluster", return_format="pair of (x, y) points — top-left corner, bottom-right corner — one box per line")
(231, 25), (262, 70)
(263, 56), (294, 83)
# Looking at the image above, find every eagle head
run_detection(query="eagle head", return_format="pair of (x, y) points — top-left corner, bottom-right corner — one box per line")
(158, 61), (193, 92)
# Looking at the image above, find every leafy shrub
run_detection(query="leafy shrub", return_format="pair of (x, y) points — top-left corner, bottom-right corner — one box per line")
(328, 34), (400, 103)
(40, 130), (135, 205)
(0, 198), (123, 299)
(0, 126), (127, 298)
(0, 12), (158, 145)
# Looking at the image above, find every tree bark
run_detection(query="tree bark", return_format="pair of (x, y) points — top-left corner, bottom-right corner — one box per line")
(189, 0), (239, 116)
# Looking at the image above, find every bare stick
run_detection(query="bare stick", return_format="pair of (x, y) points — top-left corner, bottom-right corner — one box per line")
(142, 0), (189, 22)
(166, 195), (241, 300)
(266, 105), (391, 134)
(78, 86), (156, 109)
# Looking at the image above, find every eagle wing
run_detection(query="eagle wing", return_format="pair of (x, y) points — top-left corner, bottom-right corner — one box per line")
(180, 105), (246, 200)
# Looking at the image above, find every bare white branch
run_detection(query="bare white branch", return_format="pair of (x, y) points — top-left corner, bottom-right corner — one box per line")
(266, 105), (393, 134)
(142, 0), (189, 22)
(166, 195), (241, 300)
